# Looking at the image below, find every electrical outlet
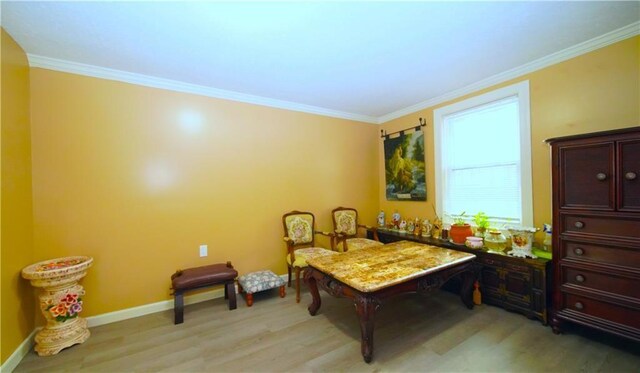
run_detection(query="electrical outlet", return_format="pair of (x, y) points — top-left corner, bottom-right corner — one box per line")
(199, 244), (208, 257)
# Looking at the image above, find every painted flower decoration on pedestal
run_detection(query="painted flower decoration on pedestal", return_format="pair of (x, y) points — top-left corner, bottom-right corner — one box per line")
(35, 258), (83, 272)
(44, 292), (84, 322)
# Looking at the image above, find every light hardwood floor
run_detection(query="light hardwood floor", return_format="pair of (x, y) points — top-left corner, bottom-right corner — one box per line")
(15, 288), (640, 372)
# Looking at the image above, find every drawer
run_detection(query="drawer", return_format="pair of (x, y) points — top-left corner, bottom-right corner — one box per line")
(561, 239), (640, 268)
(561, 214), (640, 240)
(562, 266), (640, 299)
(478, 256), (504, 267)
(563, 293), (640, 329)
(478, 255), (531, 270)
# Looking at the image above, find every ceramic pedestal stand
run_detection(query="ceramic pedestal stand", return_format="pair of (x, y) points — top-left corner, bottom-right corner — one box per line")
(22, 256), (93, 356)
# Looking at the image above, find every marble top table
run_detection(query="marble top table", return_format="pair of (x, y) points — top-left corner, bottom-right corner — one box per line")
(304, 240), (477, 363)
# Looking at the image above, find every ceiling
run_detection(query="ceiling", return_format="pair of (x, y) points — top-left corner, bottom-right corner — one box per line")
(2, 1), (639, 124)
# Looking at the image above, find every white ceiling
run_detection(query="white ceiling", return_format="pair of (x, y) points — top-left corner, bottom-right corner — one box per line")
(2, 1), (639, 124)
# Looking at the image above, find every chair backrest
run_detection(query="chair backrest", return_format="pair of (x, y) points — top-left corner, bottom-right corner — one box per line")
(283, 210), (316, 250)
(332, 207), (359, 239)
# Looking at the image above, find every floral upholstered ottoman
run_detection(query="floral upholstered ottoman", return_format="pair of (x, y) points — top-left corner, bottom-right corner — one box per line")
(237, 270), (286, 307)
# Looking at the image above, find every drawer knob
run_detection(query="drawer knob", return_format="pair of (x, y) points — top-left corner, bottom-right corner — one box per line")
(596, 172), (607, 181)
(574, 302), (584, 310)
(575, 274), (585, 283)
(574, 221), (585, 229)
(625, 172), (637, 180)
(574, 247), (584, 255)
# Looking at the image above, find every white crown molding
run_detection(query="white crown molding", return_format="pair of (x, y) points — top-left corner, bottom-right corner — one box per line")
(378, 21), (640, 124)
(27, 55), (379, 125)
(25, 21), (639, 126)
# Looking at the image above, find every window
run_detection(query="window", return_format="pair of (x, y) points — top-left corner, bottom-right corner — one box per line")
(434, 81), (532, 226)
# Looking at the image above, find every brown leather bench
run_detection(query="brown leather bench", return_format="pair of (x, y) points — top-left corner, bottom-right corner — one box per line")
(171, 261), (238, 324)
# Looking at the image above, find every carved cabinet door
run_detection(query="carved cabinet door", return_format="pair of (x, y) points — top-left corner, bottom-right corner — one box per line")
(618, 138), (640, 211)
(559, 141), (615, 211)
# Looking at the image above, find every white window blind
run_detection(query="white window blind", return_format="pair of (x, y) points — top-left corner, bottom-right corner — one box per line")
(434, 81), (532, 227)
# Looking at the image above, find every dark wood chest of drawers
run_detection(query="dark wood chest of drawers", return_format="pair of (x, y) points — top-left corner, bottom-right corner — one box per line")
(369, 229), (551, 324)
(547, 127), (640, 341)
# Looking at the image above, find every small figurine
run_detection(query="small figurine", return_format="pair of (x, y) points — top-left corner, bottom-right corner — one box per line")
(392, 211), (401, 229)
(543, 223), (552, 252)
(407, 219), (415, 234)
(377, 211), (386, 228)
(414, 218), (421, 235)
(432, 217), (442, 239)
(421, 219), (432, 237)
(399, 220), (407, 233)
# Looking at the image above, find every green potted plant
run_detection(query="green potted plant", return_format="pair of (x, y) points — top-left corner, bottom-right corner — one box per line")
(473, 212), (490, 237)
(450, 211), (473, 244)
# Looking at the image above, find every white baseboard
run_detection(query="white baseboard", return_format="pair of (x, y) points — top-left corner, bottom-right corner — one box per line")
(0, 328), (39, 373)
(87, 273), (288, 327)
(1, 273), (290, 371)
(86, 286), (227, 327)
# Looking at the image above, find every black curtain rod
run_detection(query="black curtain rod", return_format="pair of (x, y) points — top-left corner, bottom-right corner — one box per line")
(380, 117), (428, 139)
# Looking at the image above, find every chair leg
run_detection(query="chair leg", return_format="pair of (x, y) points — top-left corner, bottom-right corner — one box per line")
(279, 285), (286, 298)
(226, 281), (237, 310)
(295, 267), (301, 303)
(174, 291), (184, 324)
(224, 282), (228, 299)
(287, 266), (292, 287)
(246, 293), (254, 307)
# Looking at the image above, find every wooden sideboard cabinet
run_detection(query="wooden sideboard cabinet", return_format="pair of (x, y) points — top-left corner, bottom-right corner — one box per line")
(546, 127), (640, 342)
(369, 229), (551, 324)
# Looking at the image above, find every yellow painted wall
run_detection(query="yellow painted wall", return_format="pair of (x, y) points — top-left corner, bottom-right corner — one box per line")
(379, 36), (640, 241)
(30, 69), (379, 316)
(4, 27), (638, 364)
(1, 29), (35, 364)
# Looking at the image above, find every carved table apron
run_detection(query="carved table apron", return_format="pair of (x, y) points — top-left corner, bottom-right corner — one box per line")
(304, 241), (476, 363)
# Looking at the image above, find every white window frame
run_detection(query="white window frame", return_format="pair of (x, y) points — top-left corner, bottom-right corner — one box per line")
(433, 80), (533, 226)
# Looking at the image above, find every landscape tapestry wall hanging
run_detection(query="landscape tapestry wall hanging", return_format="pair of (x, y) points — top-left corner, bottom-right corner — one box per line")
(384, 130), (426, 201)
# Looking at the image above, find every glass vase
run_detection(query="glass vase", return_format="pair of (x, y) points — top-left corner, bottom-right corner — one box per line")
(484, 229), (507, 251)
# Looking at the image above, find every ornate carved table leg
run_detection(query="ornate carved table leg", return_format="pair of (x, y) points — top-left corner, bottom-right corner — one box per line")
(304, 267), (321, 316)
(354, 295), (380, 363)
(460, 269), (476, 309)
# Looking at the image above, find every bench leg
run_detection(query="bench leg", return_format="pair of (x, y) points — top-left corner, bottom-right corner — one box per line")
(226, 281), (237, 310)
(174, 291), (184, 324)
(246, 293), (254, 307)
(279, 285), (286, 298)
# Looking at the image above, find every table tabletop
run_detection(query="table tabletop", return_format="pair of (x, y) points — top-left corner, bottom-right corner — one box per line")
(306, 240), (475, 293)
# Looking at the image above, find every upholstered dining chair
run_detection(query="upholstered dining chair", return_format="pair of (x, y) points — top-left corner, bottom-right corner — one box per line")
(331, 207), (383, 252)
(282, 211), (336, 303)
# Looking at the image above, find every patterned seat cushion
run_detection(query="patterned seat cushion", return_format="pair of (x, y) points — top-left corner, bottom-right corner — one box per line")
(345, 238), (383, 252)
(238, 270), (286, 294)
(286, 247), (336, 268)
